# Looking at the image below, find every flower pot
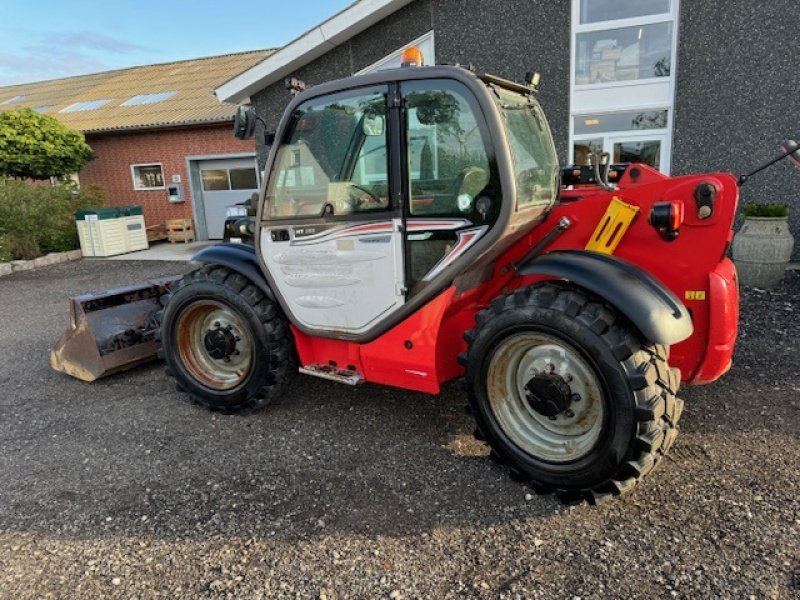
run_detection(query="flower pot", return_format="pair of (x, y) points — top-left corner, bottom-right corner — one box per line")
(731, 216), (795, 288)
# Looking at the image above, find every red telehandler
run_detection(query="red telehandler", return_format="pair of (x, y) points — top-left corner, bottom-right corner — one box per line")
(51, 51), (800, 503)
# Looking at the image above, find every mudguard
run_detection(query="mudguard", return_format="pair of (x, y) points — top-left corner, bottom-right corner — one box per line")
(517, 250), (693, 345)
(191, 243), (274, 301)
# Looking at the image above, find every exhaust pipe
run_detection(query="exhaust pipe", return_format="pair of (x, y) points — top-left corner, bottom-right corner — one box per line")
(50, 276), (180, 382)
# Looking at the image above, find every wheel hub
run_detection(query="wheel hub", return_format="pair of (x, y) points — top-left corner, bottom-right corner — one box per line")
(203, 323), (238, 360)
(486, 333), (605, 463)
(524, 372), (572, 417)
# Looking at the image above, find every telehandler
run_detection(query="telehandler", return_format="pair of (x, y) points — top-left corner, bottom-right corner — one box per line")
(53, 49), (798, 502)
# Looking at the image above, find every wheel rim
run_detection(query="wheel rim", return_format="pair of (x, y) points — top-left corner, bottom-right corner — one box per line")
(486, 332), (605, 463)
(175, 300), (254, 391)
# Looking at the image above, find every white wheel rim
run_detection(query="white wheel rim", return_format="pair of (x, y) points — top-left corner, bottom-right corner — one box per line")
(486, 332), (605, 463)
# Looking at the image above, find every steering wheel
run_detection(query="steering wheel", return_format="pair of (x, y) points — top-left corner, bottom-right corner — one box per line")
(348, 184), (382, 210)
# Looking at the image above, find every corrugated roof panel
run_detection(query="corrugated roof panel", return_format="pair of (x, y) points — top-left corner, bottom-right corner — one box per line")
(0, 49), (273, 132)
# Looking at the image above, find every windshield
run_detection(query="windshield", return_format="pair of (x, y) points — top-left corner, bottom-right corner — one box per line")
(493, 87), (559, 210)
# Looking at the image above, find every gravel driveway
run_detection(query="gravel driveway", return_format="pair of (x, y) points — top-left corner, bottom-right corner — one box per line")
(0, 259), (798, 599)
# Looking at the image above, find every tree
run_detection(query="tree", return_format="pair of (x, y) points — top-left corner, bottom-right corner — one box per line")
(0, 108), (94, 180)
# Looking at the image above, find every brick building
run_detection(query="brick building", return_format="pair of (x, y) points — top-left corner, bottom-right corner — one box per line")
(0, 50), (273, 239)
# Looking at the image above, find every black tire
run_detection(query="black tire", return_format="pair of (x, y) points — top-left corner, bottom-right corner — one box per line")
(157, 265), (296, 414)
(463, 283), (683, 504)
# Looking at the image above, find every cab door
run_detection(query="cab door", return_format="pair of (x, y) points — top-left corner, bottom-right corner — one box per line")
(400, 79), (502, 296)
(259, 85), (406, 336)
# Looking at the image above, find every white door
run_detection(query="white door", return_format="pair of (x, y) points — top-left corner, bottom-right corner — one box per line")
(198, 157), (259, 239)
(258, 85), (405, 335)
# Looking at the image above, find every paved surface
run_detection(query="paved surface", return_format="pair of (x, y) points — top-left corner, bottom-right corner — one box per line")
(105, 240), (215, 261)
(0, 259), (798, 599)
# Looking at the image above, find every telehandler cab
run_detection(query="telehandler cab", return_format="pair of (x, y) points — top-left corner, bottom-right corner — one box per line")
(52, 51), (763, 503)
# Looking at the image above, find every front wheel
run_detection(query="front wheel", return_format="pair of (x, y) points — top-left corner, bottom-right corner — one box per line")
(158, 266), (296, 414)
(464, 283), (683, 503)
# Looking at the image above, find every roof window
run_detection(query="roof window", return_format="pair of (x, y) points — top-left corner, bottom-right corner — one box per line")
(60, 99), (112, 113)
(1, 95), (28, 105)
(121, 92), (175, 106)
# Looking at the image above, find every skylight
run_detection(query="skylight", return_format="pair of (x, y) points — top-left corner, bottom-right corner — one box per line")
(1, 95), (28, 105)
(121, 92), (175, 106)
(60, 99), (112, 113)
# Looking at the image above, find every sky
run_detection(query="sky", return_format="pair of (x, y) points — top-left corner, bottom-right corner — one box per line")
(0, 0), (354, 86)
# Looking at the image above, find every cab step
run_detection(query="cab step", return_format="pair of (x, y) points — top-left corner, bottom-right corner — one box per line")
(299, 363), (364, 386)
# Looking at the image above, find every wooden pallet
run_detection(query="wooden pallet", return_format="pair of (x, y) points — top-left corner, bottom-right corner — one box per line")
(166, 219), (195, 244)
(146, 223), (168, 242)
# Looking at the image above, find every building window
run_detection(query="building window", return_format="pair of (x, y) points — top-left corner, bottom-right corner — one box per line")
(1, 94), (28, 105)
(575, 22), (673, 84)
(60, 99), (112, 113)
(122, 92), (175, 106)
(578, 0), (670, 24)
(570, 0), (679, 173)
(200, 167), (259, 191)
(131, 163), (165, 190)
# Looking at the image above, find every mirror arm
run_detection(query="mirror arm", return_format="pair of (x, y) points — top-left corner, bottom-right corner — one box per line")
(739, 140), (800, 186)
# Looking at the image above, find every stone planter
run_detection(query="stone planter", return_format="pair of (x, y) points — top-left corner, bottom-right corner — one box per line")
(732, 216), (795, 288)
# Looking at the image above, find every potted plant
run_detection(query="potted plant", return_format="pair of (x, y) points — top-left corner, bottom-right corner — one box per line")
(731, 203), (794, 288)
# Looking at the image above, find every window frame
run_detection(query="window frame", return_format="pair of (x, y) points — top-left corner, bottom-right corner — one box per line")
(262, 84), (397, 222)
(569, 0), (680, 173)
(130, 163), (166, 191)
(401, 78), (501, 221)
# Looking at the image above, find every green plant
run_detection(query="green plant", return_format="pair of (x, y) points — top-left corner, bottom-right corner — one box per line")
(0, 109), (94, 180)
(0, 233), (12, 262)
(0, 178), (105, 260)
(742, 203), (789, 218)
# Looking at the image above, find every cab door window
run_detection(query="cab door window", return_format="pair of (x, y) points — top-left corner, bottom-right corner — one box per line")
(403, 80), (500, 287)
(265, 87), (390, 219)
(405, 81), (498, 221)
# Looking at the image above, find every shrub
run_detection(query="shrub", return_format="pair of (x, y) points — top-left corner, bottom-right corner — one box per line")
(0, 109), (94, 180)
(0, 233), (11, 262)
(742, 203), (789, 218)
(0, 179), (105, 261)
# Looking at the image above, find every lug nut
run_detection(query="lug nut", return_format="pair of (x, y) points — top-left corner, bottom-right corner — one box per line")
(234, 336), (241, 342)
(548, 415), (557, 421)
(214, 321), (221, 329)
(564, 374), (573, 383)
(571, 393), (581, 402)
(564, 409), (575, 418)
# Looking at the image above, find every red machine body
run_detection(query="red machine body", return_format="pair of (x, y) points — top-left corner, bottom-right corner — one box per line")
(291, 164), (740, 394)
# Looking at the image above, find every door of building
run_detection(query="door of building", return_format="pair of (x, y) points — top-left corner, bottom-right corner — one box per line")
(197, 157), (259, 239)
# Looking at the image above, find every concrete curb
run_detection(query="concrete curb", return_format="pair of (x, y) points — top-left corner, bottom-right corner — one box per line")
(0, 249), (82, 278)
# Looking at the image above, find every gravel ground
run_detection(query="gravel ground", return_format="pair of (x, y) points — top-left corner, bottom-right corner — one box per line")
(0, 259), (798, 599)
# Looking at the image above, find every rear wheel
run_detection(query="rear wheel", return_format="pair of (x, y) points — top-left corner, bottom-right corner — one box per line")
(464, 283), (683, 503)
(158, 266), (296, 414)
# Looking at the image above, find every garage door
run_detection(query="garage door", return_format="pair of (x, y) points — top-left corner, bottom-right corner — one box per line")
(198, 157), (259, 239)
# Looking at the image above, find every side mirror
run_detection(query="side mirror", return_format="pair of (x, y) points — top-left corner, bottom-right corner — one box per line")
(781, 139), (800, 169)
(233, 105), (257, 140)
(362, 114), (385, 137)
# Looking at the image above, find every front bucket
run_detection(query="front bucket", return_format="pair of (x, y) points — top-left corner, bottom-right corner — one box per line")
(50, 276), (180, 382)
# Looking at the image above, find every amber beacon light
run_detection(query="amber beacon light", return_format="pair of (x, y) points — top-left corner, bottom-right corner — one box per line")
(401, 46), (424, 67)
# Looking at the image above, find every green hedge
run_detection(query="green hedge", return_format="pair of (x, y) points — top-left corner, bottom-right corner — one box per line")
(743, 203), (789, 218)
(0, 179), (105, 261)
